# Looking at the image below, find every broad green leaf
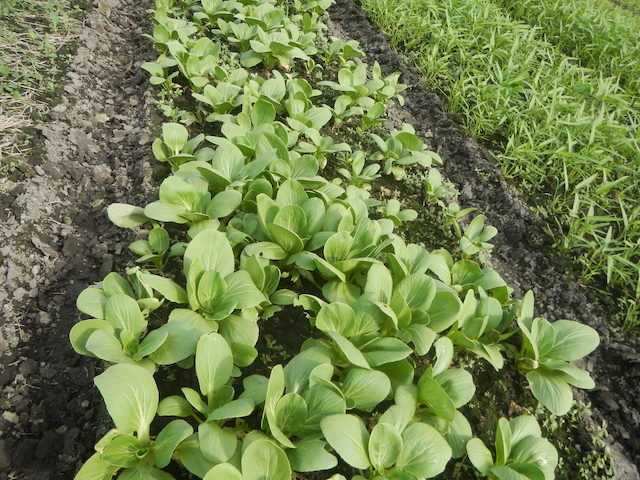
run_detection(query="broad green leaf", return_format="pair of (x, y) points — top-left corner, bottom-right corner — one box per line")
(395, 423), (451, 478)
(284, 346), (333, 394)
(306, 107), (332, 129)
(139, 272), (188, 304)
(94, 364), (158, 441)
(375, 360), (415, 392)
(108, 203), (148, 228)
(196, 333), (234, 397)
(198, 421), (238, 463)
(325, 331), (370, 369)
(158, 395), (194, 418)
(157, 176), (201, 211)
(148, 227), (169, 254)
(276, 179), (308, 207)
(365, 263), (393, 303)
(182, 387), (209, 416)
(396, 273), (436, 312)
(184, 230), (235, 279)
(117, 466), (174, 480)
(203, 463), (243, 480)
(197, 270), (227, 312)
(324, 231), (354, 263)
(379, 405), (412, 434)
(496, 417), (512, 465)
(427, 291), (462, 333)
(267, 223), (305, 253)
(231, 343), (259, 368)
(510, 437), (558, 480)
(74, 452), (119, 480)
(531, 318), (556, 358)
(451, 260), (483, 286)
(518, 291), (535, 326)
(321, 414), (371, 470)
(311, 254), (347, 282)
(207, 189), (242, 218)
(369, 423), (403, 471)
(417, 374), (455, 422)
(102, 435), (143, 468)
(144, 201), (187, 224)
(316, 302), (355, 337)
(257, 194), (280, 232)
(242, 440), (291, 480)
(546, 320), (600, 361)
(70, 320), (115, 357)
(432, 337), (454, 376)
(287, 438), (337, 472)
(168, 308), (215, 336)
(224, 270), (267, 308)
(103, 273), (136, 298)
(302, 385), (346, 434)
(359, 337), (412, 367)
(163, 123), (189, 153)
(444, 411), (473, 458)
(218, 314), (259, 347)
(526, 370), (573, 415)
(240, 375), (269, 405)
(508, 416), (541, 446)
(273, 204), (307, 233)
(154, 420), (193, 468)
(322, 281), (360, 304)
(302, 197), (326, 235)
(402, 324), (436, 356)
(494, 464), (545, 480)
(342, 368), (391, 410)
(264, 365), (294, 448)
(208, 398), (255, 421)
(105, 294), (146, 336)
(466, 438), (494, 475)
(76, 287), (108, 319)
(132, 327), (168, 361)
(489, 465), (533, 480)
(429, 250), (453, 285)
(244, 241), (288, 260)
(251, 99), (277, 126)
(175, 434), (217, 478)
(543, 360), (595, 389)
(275, 393), (308, 437)
(147, 322), (201, 365)
(436, 369), (476, 408)
(85, 329), (132, 364)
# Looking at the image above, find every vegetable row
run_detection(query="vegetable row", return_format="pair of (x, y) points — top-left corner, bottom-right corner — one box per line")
(71, 1), (600, 479)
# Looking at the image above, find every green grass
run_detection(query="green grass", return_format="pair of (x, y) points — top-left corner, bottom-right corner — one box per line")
(359, 0), (640, 327)
(0, 0), (81, 161)
(495, 0), (640, 94)
(603, 0), (640, 15)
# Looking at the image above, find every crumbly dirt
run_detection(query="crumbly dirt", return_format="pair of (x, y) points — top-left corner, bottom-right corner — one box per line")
(0, 0), (157, 478)
(1, 0), (639, 479)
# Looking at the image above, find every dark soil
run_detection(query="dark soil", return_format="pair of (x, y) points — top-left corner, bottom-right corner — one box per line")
(0, 0), (158, 478)
(1, 0), (639, 479)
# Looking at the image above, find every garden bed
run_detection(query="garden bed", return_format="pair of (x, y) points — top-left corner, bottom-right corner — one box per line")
(0, 0), (639, 479)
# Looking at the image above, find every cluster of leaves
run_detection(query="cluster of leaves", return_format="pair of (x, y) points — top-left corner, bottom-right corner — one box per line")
(71, 1), (600, 479)
(359, 0), (640, 328)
